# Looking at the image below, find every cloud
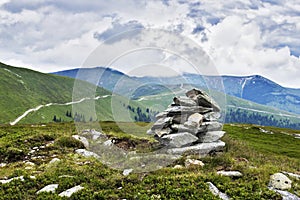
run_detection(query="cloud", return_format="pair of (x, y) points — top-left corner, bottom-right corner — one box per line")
(0, 0), (300, 88)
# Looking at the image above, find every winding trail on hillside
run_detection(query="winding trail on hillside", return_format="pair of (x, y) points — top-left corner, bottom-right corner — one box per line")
(10, 95), (111, 125)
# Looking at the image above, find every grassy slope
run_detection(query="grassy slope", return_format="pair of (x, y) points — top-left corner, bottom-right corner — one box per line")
(0, 62), (111, 124)
(0, 122), (299, 199)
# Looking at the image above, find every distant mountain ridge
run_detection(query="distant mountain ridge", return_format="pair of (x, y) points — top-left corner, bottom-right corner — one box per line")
(52, 67), (300, 115)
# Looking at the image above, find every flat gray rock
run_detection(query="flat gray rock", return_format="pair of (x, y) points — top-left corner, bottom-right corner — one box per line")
(167, 141), (225, 155)
(198, 131), (226, 143)
(171, 124), (198, 135)
(185, 89), (220, 112)
(184, 113), (203, 129)
(160, 132), (198, 148)
(198, 122), (223, 133)
(173, 96), (197, 106)
(165, 106), (213, 115)
(151, 117), (173, 130)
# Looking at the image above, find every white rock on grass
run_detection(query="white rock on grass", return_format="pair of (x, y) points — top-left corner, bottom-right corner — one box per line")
(59, 185), (84, 197)
(0, 176), (24, 184)
(0, 163), (7, 167)
(72, 135), (89, 148)
(268, 173), (292, 190)
(207, 182), (230, 200)
(49, 158), (61, 164)
(36, 184), (59, 194)
(269, 188), (300, 200)
(122, 169), (133, 176)
(173, 165), (184, 169)
(217, 171), (243, 178)
(185, 159), (204, 168)
(75, 149), (100, 159)
(282, 171), (300, 180)
(103, 140), (113, 146)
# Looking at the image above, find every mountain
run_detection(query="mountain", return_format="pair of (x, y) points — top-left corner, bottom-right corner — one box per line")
(0, 62), (153, 125)
(52, 68), (300, 115)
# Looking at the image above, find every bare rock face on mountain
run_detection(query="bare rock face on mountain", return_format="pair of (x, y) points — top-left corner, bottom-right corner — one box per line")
(148, 88), (225, 155)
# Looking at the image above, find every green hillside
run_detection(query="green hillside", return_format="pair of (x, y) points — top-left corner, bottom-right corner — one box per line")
(0, 62), (154, 125)
(0, 62), (111, 124)
(0, 122), (299, 199)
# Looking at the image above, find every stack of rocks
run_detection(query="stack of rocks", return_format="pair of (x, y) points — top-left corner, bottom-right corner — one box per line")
(148, 88), (226, 155)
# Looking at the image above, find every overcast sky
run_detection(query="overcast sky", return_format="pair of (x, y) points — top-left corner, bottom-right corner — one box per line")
(0, 0), (300, 88)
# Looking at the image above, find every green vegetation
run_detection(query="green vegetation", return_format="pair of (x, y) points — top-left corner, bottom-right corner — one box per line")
(0, 122), (299, 199)
(0, 62), (110, 124)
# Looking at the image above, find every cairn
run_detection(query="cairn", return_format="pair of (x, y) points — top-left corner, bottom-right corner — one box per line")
(148, 88), (226, 155)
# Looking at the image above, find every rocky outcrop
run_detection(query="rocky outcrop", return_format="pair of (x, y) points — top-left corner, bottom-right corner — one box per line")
(148, 88), (225, 155)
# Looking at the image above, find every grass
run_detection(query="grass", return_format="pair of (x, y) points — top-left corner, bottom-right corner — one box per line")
(0, 122), (299, 199)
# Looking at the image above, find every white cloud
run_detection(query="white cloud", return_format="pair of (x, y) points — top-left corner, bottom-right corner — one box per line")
(0, 0), (300, 88)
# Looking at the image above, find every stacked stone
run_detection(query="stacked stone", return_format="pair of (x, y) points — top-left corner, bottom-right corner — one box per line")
(147, 88), (226, 155)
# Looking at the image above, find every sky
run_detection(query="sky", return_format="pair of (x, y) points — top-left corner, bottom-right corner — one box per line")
(0, 0), (300, 88)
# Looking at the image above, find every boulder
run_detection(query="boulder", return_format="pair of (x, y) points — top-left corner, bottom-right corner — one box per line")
(173, 96), (197, 106)
(154, 127), (172, 138)
(160, 132), (198, 148)
(36, 184), (59, 194)
(198, 131), (226, 143)
(167, 141), (225, 155)
(165, 106), (213, 116)
(198, 122), (223, 133)
(186, 89), (220, 111)
(151, 117), (173, 130)
(268, 173), (292, 190)
(184, 113), (203, 129)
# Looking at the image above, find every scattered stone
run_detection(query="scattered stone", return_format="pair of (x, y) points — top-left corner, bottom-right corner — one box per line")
(32, 147), (39, 150)
(36, 184), (59, 194)
(294, 134), (300, 139)
(59, 175), (75, 178)
(282, 171), (300, 180)
(72, 135), (89, 149)
(217, 171), (243, 178)
(270, 189), (300, 200)
(160, 132), (198, 148)
(185, 159), (204, 167)
(198, 131), (226, 143)
(207, 182), (230, 200)
(75, 149), (100, 159)
(123, 169), (133, 176)
(59, 185), (84, 197)
(0, 176), (24, 184)
(269, 173), (292, 190)
(49, 158), (61, 164)
(173, 165), (184, 169)
(29, 176), (36, 179)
